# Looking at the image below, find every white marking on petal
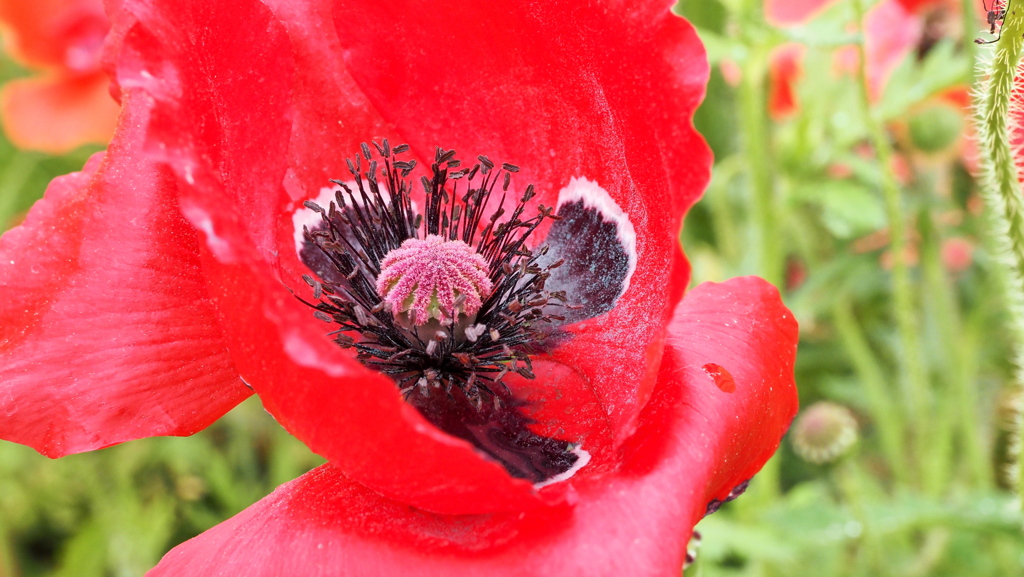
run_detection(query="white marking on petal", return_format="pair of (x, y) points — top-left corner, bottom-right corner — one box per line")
(534, 445), (591, 488)
(180, 200), (234, 262)
(555, 177), (637, 298)
(282, 329), (351, 378)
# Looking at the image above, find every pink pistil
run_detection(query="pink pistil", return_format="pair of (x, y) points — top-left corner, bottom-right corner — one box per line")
(376, 235), (493, 325)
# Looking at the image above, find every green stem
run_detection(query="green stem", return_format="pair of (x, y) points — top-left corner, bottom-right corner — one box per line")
(852, 0), (930, 477)
(833, 300), (908, 484)
(958, 316), (992, 488)
(962, 0), (979, 79)
(974, 5), (1024, 509)
(918, 211), (965, 496)
(707, 156), (743, 264)
(738, 49), (782, 287)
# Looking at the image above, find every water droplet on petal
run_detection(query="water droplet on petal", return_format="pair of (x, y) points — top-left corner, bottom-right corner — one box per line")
(702, 362), (736, 393)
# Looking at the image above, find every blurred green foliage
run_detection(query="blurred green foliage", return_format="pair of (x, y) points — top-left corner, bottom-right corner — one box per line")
(0, 399), (322, 577)
(677, 0), (1024, 575)
(1, 0), (1023, 575)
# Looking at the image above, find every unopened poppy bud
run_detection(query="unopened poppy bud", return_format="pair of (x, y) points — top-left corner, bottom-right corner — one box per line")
(376, 235), (492, 325)
(791, 401), (858, 464)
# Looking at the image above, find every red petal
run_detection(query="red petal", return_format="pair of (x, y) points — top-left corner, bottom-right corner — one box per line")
(895, 0), (943, 12)
(768, 43), (804, 120)
(0, 72), (119, 153)
(764, 0), (839, 26)
(0, 93), (248, 457)
(147, 277), (798, 576)
(109, 0), (711, 511)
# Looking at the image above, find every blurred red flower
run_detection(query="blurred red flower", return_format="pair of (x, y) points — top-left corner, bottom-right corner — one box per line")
(0, 0), (119, 152)
(0, 0), (799, 573)
(769, 43), (805, 120)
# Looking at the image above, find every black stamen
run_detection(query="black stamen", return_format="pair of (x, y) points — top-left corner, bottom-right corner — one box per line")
(298, 141), (579, 482)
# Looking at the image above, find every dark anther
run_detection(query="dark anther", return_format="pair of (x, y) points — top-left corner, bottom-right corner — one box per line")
(436, 147), (457, 164)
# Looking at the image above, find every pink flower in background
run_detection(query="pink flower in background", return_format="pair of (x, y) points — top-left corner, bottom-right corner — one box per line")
(767, 0), (970, 104)
(765, 0), (839, 27)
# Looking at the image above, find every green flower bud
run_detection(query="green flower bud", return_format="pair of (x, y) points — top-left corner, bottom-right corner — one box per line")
(908, 105), (963, 153)
(791, 401), (859, 464)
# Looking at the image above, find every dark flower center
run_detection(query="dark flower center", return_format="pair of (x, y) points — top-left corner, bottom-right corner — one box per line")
(298, 141), (580, 483)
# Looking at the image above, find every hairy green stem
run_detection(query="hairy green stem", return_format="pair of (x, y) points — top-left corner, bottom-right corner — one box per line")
(974, 6), (1024, 508)
(852, 0), (930, 477)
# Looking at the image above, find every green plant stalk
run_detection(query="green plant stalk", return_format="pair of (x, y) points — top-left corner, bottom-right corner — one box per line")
(737, 62), (783, 502)
(707, 156), (743, 263)
(974, 6), (1024, 507)
(957, 316), (991, 488)
(833, 300), (908, 484)
(852, 0), (930, 476)
(917, 207), (990, 489)
(738, 51), (782, 288)
(962, 0), (979, 78)
(918, 211), (967, 496)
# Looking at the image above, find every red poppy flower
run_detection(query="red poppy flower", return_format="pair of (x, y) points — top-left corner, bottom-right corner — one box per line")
(0, 0), (120, 152)
(0, 0), (799, 573)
